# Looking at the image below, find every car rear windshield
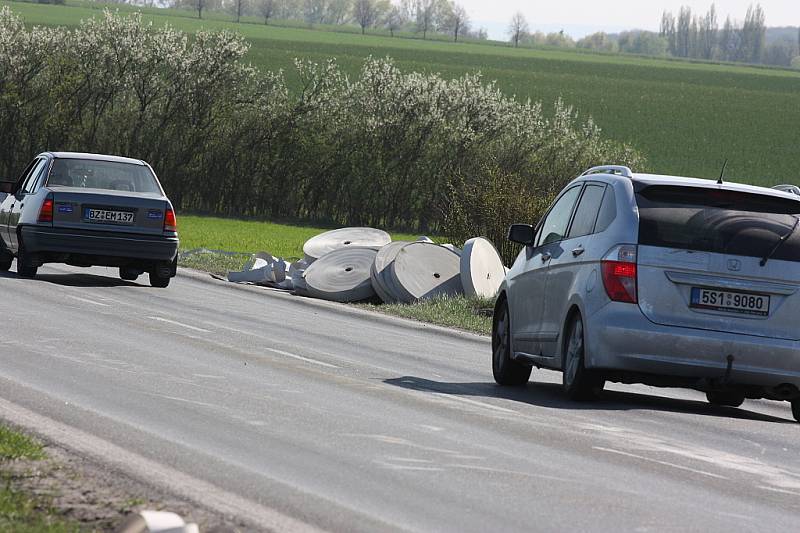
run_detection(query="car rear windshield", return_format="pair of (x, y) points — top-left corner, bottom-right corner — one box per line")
(636, 185), (800, 262)
(47, 159), (160, 193)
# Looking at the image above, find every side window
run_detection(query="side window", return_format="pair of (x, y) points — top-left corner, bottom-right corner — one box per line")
(19, 159), (46, 194)
(594, 186), (617, 233)
(29, 159), (50, 193)
(536, 185), (582, 247)
(568, 184), (606, 238)
(15, 159), (38, 188)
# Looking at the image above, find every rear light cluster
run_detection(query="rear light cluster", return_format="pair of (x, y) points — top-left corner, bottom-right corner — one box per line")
(601, 244), (637, 304)
(37, 195), (54, 224)
(163, 206), (177, 233)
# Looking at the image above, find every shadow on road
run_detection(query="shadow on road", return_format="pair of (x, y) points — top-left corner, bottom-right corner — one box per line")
(0, 270), (142, 288)
(384, 376), (793, 424)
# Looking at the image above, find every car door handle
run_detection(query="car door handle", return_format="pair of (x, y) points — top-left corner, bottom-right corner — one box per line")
(541, 252), (552, 261)
(572, 246), (585, 257)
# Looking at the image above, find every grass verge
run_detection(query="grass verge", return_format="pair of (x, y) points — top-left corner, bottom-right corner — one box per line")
(358, 295), (494, 336)
(0, 425), (80, 533)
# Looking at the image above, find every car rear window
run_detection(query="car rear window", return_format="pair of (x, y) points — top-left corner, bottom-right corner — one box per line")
(47, 159), (160, 193)
(636, 185), (800, 262)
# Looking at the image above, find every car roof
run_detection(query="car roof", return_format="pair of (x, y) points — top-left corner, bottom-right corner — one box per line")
(578, 171), (800, 203)
(43, 152), (146, 166)
(630, 173), (800, 202)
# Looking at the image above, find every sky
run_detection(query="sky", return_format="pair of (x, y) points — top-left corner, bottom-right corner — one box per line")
(459, 1), (800, 40)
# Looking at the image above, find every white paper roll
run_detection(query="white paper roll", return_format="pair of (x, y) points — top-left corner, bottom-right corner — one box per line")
(389, 243), (463, 303)
(460, 237), (506, 298)
(304, 247), (378, 302)
(303, 227), (391, 261)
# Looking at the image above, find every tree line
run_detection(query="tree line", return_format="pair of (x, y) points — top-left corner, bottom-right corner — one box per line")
(0, 8), (643, 258)
(79, 0), (488, 42)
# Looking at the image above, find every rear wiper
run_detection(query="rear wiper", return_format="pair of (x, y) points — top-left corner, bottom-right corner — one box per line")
(761, 215), (800, 267)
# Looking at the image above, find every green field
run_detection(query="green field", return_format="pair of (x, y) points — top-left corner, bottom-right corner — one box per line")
(178, 215), (426, 258)
(4, 0), (800, 186)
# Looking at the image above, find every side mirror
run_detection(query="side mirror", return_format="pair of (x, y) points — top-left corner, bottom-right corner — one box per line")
(0, 181), (14, 194)
(508, 224), (535, 246)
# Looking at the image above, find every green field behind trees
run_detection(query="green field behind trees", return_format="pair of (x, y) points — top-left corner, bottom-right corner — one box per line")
(4, 0), (799, 187)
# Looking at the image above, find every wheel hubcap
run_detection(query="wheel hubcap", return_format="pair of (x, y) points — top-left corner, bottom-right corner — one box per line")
(493, 308), (508, 369)
(565, 320), (583, 386)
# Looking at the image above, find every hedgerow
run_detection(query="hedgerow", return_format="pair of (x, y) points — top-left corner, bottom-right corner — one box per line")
(0, 8), (644, 259)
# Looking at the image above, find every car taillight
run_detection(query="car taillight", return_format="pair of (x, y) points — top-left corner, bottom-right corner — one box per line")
(163, 207), (177, 233)
(601, 244), (637, 304)
(37, 196), (54, 224)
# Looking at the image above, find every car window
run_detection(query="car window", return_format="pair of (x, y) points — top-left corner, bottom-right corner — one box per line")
(20, 159), (47, 194)
(637, 185), (800, 262)
(47, 159), (160, 193)
(594, 185), (617, 233)
(568, 184), (606, 238)
(536, 185), (582, 246)
(29, 159), (51, 193)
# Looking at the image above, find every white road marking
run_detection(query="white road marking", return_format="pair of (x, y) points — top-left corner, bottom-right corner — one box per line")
(432, 393), (518, 414)
(148, 316), (211, 333)
(593, 446), (728, 480)
(0, 397), (324, 533)
(756, 485), (800, 497)
(267, 348), (340, 369)
(66, 295), (110, 307)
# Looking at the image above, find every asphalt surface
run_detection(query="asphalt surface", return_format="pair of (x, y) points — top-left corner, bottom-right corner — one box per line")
(1, 263), (799, 532)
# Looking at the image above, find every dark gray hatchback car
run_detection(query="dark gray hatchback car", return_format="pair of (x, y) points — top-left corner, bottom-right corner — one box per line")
(0, 152), (179, 287)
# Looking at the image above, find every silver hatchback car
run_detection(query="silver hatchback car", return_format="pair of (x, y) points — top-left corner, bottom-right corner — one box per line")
(492, 165), (800, 422)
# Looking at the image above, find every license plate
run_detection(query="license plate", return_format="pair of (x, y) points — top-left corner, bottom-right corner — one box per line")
(84, 208), (135, 225)
(690, 287), (770, 316)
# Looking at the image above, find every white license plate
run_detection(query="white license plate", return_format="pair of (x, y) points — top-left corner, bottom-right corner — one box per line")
(690, 287), (770, 316)
(84, 208), (135, 225)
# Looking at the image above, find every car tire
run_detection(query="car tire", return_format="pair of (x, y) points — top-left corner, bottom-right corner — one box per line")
(492, 298), (531, 386)
(16, 242), (38, 278)
(0, 251), (11, 272)
(119, 267), (139, 281)
(792, 400), (800, 423)
(149, 271), (170, 288)
(562, 315), (604, 401)
(706, 391), (745, 408)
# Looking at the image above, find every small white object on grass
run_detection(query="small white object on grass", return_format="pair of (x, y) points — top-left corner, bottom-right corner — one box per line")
(116, 510), (199, 533)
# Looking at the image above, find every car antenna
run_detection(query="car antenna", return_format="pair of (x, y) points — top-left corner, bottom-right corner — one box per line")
(717, 159), (728, 185)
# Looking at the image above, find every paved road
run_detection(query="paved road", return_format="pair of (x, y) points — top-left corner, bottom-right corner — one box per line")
(1, 263), (799, 532)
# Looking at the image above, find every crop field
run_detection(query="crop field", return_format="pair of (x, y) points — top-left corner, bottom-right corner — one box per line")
(4, 0), (800, 186)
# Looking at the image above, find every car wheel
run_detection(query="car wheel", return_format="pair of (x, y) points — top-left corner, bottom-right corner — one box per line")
(492, 298), (531, 386)
(0, 251), (11, 272)
(562, 315), (604, 401)
(16, 242), (38, 278)
(119, 267), (139, 281)
(705, 391), (745, 408)
(792, 399), (800, 423)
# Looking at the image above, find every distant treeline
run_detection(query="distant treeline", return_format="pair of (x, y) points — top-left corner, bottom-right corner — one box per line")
(0, 8), (643, 257)
(579, 4), (798, 68)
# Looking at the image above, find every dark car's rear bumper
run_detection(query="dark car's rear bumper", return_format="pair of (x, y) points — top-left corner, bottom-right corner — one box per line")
(21, 225), (178, 262)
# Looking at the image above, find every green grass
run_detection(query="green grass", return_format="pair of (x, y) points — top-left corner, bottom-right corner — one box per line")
(0, 425), (44, 461)
(360, 295), (493, 335)
(0, 425), (80, 533)
(4, 1), (800, 186)
(178, 214), (426, 259)
(0, 487), (80, 533)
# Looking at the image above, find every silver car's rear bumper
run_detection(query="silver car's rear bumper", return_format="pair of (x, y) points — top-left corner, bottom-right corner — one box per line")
(586, 303), (800, 388)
